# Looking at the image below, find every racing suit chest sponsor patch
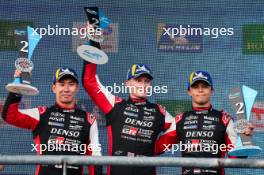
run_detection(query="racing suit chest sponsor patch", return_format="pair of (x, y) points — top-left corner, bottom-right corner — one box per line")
(176, 110), (228, 175)
(33, 107), (90, 151)
(107, 101), (164, 146)
(176, 110), (227, 152)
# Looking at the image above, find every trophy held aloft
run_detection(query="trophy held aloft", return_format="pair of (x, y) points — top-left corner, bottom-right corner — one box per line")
(6, 26), (41, 96)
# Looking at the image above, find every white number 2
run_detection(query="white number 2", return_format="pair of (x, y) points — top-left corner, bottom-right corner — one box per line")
(235, 102), (244, 114)
(20, 41), (28, 53)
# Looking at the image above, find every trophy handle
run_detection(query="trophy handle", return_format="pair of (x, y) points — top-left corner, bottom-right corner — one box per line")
(20, 72), (31, 85)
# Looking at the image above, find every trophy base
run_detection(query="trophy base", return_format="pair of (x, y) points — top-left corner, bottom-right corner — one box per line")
(77, 45), (108, 64)
(228, 145), (262, 157)
(6, 83), (39, 96)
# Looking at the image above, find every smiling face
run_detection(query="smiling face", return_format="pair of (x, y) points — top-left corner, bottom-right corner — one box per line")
(188, 81), (213, 108)
(52, 77), (79, 108)
(125, 74), (152, 100)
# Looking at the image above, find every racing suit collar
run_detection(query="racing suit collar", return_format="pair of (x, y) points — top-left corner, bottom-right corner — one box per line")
(128, 97), (147, 105)
(192, 105), (212, 112)
(54, 103), (76, 111)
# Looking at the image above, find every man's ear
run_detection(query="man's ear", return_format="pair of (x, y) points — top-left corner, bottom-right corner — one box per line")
(125, 80), (129, 86)
(51, 84), (56, 93)
(211, 88), (214, 95)
(187, 89), (192, 97)
(76, 84), (80, 92)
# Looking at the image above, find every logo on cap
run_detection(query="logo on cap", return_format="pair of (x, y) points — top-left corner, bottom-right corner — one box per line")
(53, 67), (79, 84)
(127, 64), (153, 80)
(188, 71), (213, 89)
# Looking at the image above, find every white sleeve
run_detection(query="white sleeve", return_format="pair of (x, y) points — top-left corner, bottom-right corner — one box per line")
(89, 120), (102, 156)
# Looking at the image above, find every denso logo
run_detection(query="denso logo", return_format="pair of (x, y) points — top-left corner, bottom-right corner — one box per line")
(50, 128), (80, 138)
(125, 118), (153, 127)
(186, 131), (214, 138)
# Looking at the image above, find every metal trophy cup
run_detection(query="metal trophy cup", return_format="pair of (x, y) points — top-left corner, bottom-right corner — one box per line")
(228, 85), (262, 156)
(6, 26), (41, 96)
(77, 7), (111, 64)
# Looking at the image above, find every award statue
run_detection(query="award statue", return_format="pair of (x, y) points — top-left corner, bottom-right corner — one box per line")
(6, 26), (41, 96)
(228, 85), (262, 156)
(77, 7), (111, 64)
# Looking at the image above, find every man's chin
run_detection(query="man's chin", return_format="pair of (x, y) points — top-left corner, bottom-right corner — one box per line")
(61, 99), (74, 104)
(196, 101), (210, 106)
(136, 94), (148, 99)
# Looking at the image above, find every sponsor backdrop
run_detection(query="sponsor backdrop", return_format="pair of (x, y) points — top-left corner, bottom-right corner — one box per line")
(0, 0), (264, 174)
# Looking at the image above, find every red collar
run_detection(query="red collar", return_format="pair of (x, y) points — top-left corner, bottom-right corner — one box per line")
(192, 105), (212, 111)
(55, 103), (76, 110)
(129, 97), (147, 103)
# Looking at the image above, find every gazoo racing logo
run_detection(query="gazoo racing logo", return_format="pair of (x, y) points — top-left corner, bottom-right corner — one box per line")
(186, 131), (214, 138)
(50, 128), (80, 138)
(125, 118), (153, 128)
(122, 125), (139, 136)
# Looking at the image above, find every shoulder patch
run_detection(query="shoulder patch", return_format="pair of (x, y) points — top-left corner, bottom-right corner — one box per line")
(222, 111), (231, 126)
(175, 113), (184, 124)
(37, 106), (47, 115)
(87, 112), (96, 125)
(115, 96), (124, 104)
(157, 104), (166, 116)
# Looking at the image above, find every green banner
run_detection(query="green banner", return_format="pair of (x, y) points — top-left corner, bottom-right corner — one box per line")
(156, 99), (191, 117)
(0, 20), (32, 51)
(243, 24), (264, 54)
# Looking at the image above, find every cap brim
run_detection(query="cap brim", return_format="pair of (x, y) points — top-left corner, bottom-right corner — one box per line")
(190, 79), (212, 87)
(131, 72), (153, 80)
(56, 74), (79, 84)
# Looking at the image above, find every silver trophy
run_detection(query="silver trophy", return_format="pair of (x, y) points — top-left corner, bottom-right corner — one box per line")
(6, 26), (41, 96)
(228, 85), (262, 156)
